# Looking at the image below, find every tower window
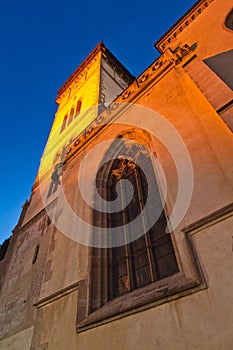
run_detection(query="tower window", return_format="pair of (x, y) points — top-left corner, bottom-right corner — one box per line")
(75, 100), (82, 117)
(60, 114), (68, 133)
(68, 107), (75, 125)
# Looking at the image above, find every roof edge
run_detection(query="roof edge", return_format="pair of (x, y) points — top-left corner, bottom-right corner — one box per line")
(57, 41), (104, 99)
(56, 41), (134, 101)
(154, 0), (215, 53)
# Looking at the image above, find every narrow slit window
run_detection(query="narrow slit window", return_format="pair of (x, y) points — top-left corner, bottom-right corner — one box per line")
(68, 107), (75, 125)
(75, 100), (82, 117)
(32, 245), (40, 264)
(60, 114), (68, 133)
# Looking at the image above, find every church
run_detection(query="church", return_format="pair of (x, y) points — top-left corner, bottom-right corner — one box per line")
(0, 0), (233, 348)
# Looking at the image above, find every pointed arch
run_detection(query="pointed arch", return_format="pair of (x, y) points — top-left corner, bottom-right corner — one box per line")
(89, 130), (179, 313)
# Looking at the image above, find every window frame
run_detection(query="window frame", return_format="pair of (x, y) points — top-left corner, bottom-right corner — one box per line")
(76, 131), (205, 332)
(99, 146), (179, 302)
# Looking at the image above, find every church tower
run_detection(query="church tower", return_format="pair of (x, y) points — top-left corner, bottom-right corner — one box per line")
(24, 41), (134, 225)
(0, 42), (135, 347)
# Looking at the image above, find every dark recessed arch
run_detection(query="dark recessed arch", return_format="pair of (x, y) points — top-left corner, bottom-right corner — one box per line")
(89, 131), (179, 313)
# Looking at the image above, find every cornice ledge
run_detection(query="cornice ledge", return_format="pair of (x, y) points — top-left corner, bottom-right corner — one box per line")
(155, 0), (215, 53)
(182, 202), (233, 234)
(34, 281), (79, 308)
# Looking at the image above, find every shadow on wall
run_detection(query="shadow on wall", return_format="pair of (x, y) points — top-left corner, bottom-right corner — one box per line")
(204, 50), (233, 90)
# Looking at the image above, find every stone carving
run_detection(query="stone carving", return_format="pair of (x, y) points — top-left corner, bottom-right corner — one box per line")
(158, 0), (215, 51)
(122, 89), (134, 100)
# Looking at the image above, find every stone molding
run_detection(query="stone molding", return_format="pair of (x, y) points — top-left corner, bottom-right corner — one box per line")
(155, 0), (215, 53)
(77, 273), (202, 332)
(182, 202), (233, 234)
(35, 281), (79, 308)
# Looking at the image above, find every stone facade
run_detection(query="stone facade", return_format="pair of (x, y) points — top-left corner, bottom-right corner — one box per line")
(0, 0), (233, 349)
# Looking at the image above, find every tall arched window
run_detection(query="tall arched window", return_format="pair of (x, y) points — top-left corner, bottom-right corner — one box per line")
(90, 135), (179, 312)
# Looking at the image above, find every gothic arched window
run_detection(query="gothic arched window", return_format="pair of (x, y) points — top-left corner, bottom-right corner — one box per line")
(90, 136), (179, 312)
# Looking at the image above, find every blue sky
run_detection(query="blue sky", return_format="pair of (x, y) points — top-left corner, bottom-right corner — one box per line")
(0, 0), (196, 244)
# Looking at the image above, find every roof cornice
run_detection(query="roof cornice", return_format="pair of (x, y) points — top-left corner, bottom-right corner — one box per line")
(155, 0), (215, 53)
(56, 41), (134, 103)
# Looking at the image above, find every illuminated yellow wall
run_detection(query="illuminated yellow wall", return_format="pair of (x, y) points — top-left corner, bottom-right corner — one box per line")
(38, 46), (133, 185)
(40, 51), (102, 179)
(20, 44), (133, 227)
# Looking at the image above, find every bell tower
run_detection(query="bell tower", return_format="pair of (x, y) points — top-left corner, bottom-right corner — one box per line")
(23, 42), (134, 225)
